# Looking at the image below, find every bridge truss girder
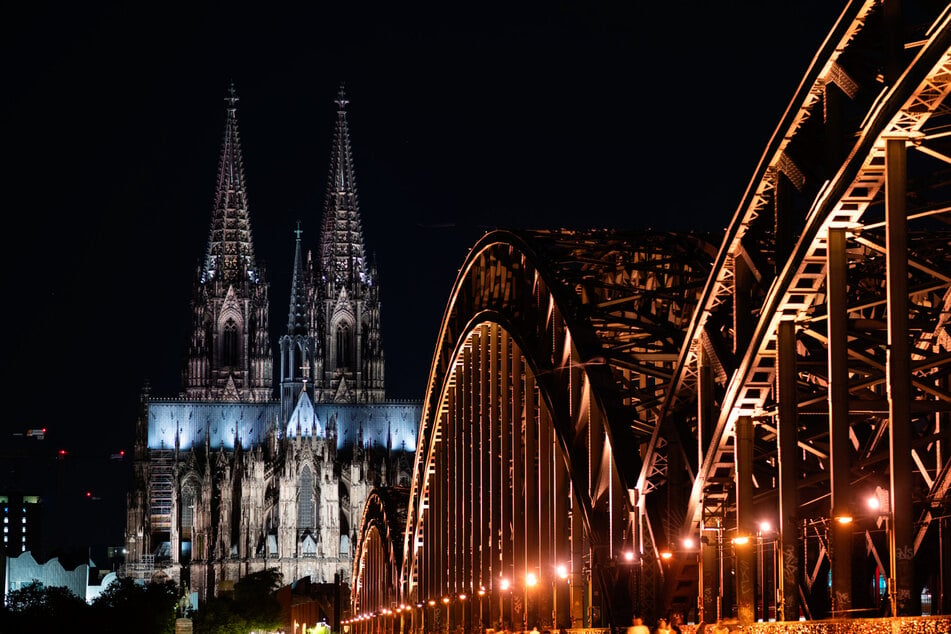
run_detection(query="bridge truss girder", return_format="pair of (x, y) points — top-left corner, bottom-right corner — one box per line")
(400, 230), (713, 630)
(652, 0), (951, 623)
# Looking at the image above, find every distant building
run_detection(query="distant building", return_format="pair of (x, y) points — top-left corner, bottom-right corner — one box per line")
(0, 494), (42, 556)
(3, 550), (117, 604)
(124, 86), (420, 602)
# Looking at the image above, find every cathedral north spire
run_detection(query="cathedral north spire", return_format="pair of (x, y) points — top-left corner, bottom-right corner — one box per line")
(183, 85), (273, 402)
(203, 82), (259, 286)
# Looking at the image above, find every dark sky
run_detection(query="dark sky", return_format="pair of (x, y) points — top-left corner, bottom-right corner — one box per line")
(0, 2), (845, 551)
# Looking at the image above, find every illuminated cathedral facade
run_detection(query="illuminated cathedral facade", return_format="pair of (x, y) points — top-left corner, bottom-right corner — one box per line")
(124, 86), (419, 601)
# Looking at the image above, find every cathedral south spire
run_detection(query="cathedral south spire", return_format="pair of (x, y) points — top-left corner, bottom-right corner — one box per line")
(183, 85), (273, 401)
(314, 86), (385, 403)
(320, 85), (367, 289)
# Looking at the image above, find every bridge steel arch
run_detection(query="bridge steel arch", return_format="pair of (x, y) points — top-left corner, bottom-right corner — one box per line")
(398, 229), (715, 631)
(646, 0), (951, 625)
(351, 487), (410, 634)
(351, 2), (951, 630)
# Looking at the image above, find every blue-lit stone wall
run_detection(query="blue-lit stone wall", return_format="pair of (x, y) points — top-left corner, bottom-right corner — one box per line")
(147, 400), (419, 452)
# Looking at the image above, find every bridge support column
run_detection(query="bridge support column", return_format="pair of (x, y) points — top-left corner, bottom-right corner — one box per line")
(699, 523), (719, 623)
(777, 319), (801, 622)
(553, 426), (570, 629)
(511, 351), (526, 630)
(524, 370), (539, 630)
(735, 415), (755, 626)
(827, 226), (852, 617)
(478, 326), (490, 631)
(885, 136), (917, 616)
(571, 499), (586, 628)
(500, 331), (514, 630)
(538, 402), (554, 628)
(697, 344), (718, 623)
(489, 325), (501, 629)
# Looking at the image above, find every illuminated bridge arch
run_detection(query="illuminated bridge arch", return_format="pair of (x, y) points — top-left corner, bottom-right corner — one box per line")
(354, 4), (951, 629)
(399, 229), (715, 630)
(646, 1), (951, 624)
(351, 487), (409, 630)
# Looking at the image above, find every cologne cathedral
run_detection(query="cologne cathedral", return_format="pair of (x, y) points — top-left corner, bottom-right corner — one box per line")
(124, 87), (420, 601)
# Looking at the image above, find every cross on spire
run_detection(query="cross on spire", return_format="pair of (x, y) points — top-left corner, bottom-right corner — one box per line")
(295, 220), (302, 241)
(335, 84), (348, 111)
(226, 81), (239, 110)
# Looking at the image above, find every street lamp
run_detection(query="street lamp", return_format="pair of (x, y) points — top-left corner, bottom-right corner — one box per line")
(757, 521), (774, 622)
(477, 586), (486, 632)
(868, 486), (895, 616)
(553, 565), (569, 628)
(525, 571), (539, 630)
(499, 578), (510, 630)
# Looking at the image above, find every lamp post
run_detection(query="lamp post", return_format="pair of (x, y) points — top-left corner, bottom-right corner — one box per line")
(477, 586), (486, 633)
(442, 596), (450, 634)
(716, 526), (725, 622)
(868, 486), (895, 616)
(757, 521), (773, 622)
(525, 572), (539, 630)
(733, 532), (753, 622)
(554, 564), (569, 628)
(831, 511), (854, 618)
(499, 578), (510, 630)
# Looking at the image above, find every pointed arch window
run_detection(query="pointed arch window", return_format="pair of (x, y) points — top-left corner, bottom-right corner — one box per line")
(180, 484), (196, 541)
(298, 466), (315, 530)
(223, 319), (239, 367)
(336, 323), (352, 369)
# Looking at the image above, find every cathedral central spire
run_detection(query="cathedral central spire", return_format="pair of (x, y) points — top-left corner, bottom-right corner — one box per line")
(287, 222), (308, 336)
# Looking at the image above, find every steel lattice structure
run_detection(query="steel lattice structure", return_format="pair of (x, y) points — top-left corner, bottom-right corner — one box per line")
(349, 0), (951, 630)
(351, 229), (715, 630)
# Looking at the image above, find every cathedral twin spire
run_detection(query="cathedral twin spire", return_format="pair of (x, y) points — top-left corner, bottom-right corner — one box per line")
(312, 85), (384, 403)
(203, 83), (259, 286)
(320, 86), (370, 291)
(186, 82), (384, 406)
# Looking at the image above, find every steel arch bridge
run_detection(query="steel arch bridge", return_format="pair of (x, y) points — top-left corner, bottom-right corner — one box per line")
(350, 1), (951, 631)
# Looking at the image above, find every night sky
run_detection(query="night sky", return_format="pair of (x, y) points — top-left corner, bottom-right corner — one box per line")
(1, 2), (845, 553)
